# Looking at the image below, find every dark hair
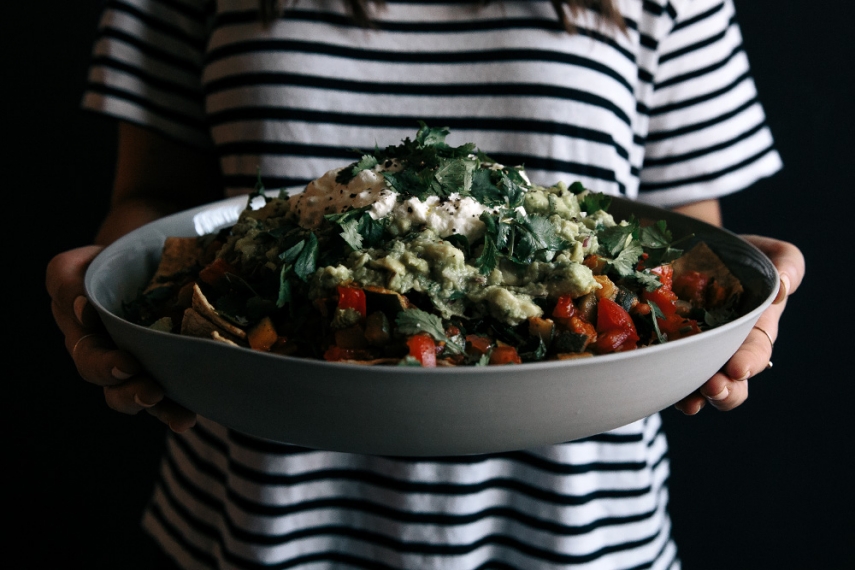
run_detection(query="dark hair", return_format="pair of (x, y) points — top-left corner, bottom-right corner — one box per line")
(259, 0), (625, 32)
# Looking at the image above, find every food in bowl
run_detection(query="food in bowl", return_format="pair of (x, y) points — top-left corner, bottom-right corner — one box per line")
(125, 124), (743, 367)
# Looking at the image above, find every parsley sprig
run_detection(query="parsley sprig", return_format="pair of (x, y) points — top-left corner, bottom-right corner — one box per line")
(596, 218), (689, 290)
(395, 308), (465, 354)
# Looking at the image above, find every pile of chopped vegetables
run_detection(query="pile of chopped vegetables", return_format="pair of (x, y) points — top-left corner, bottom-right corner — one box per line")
(125, 123), (742, 367)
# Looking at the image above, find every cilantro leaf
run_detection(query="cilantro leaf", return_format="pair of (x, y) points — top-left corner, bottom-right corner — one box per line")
(279, 239), (305, 264)
(647, 300), (668, 344)
(568, 181), (587, 195)
(434, 157), (476, 196)
(395, 308), (464, 354)
(631, 270), (664, 292)
(357, 212), (386, 248)
(610, 241), (644, 276)
(598, 221), (638, 257)
(581, 192), (612, 214)
(475, 235), (499, 275)
(339, 219), (363, 251)
(415, 121), (451, 147)
(293, 232), (318, 281)
(352, 154), (379, 176)
(639, 220), (672, 249)
(444, 233), (470, 256)
(277, 265), (292, 308)
(469, 168), (504, 206)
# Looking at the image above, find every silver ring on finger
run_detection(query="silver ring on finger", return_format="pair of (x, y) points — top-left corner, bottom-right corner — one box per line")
(753, 326), (774, 370)
(753, 325), (775, 350)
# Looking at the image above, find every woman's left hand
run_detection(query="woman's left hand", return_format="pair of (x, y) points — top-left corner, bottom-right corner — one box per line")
(674, 235), (805, 414)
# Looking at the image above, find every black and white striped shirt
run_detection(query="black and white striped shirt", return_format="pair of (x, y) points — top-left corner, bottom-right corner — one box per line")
(83, 1), (780, 568)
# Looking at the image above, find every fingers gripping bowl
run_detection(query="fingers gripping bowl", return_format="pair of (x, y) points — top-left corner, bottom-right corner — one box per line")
(85, 129), (778, 456)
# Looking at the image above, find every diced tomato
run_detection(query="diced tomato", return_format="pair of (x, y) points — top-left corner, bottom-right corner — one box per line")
(594, 328), (638, 353)
(657, 313), (702, 341)
(568, 316), (597, 343)
(641, 265), (679, 316)
(198, 257), (236, 287)
(648, 264), (674, 289)
(552, 295), (576, 319)
(465, 334), (493, 356)
(636, 252), (650, 271)
(642, 286), (679, 316)
(596, 298), (636, 334)
(336, 286), (367, 318)
(407, 333), (437, 367)
(489, 345), (522, 365)
(594, 298), (639, 354)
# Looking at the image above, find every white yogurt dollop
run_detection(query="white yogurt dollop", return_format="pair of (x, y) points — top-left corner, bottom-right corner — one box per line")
(291, 163), (497, 241)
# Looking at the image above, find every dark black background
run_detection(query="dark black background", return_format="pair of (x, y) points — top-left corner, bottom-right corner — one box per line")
(11, 1), (853, 568)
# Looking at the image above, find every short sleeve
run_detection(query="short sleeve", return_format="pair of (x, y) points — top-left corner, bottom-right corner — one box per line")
(638, 0), (782, 207)
(81, 0), (215, 148)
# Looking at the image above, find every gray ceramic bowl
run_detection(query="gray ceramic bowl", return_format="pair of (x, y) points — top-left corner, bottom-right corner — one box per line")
(85, 194), (778, 456)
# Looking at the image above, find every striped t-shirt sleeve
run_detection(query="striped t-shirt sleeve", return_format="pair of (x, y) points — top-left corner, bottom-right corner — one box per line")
(81, 0), (214, 148)
(638, 0), (782, 207)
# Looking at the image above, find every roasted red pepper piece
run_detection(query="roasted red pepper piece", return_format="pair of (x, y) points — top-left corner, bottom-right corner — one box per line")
(489, 346), (522, 365)
(595, 298), (639, 353)
(465, 334), (493, 356)
(641, 265), (678, 316)
(337, 285), (367, 318)
(657, 313), (702, 341)
(552, 295), (576, 319)
(594, 328), (638, 353)
(407, 333), (437, 367)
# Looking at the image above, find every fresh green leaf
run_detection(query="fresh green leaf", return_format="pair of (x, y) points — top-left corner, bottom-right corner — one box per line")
(639, 220), (672, 249)
(581, 192), (612, 214)
(279, 240), (305, 264)
(293, 232), (318, 281)
(444, 233), (470, 256)
(415, 121), (451, 147)
(647, 300), (667, 344)
(358, 212), (386, 248)
(598, 221), (638, 257)
(395, 307), (464, 354)
(568, 181), (587, 194)
(352, 154), (379, 176)
(469, 168), (504, 206)
(475, 235), (499, 275)
(277, 264), (292, 308)
(631, 270), (664, 292)
(338, 219), (363, 250)
(609, 241), (644, 276)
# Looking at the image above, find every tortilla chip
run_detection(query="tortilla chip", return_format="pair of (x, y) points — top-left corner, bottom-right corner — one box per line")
(180, 308), (245, 345)
(190, 283), (247, 339)
(211, 331), (241, 347)
(144, 237), (204, 293)
(671, 242), (743, 302)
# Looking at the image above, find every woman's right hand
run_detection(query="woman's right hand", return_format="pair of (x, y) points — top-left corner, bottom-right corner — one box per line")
(47, 245), (197, 432)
